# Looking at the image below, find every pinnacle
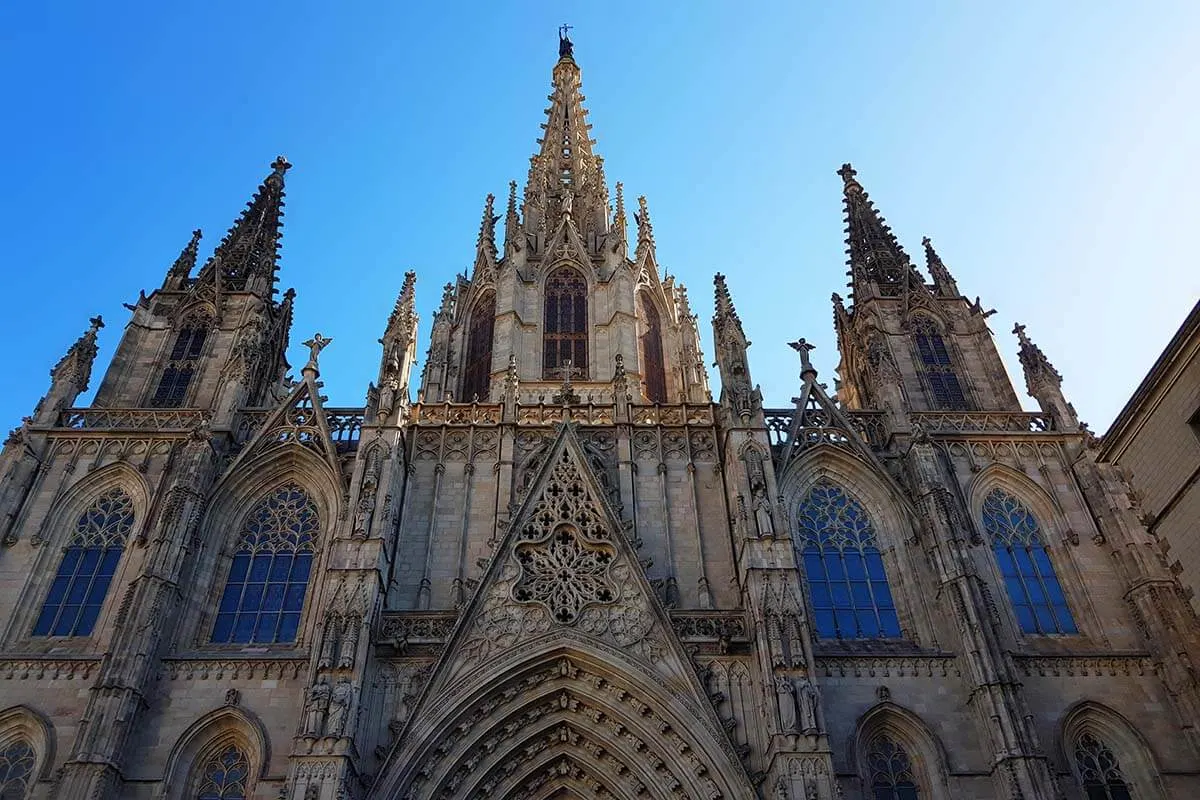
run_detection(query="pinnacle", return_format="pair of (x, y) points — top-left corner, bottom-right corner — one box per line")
(168, 229), (203, 279)
(922, 235), (959, 295)
(636, 195), (654, 247)
(1013, 322), (1062, 385)
(477, 193), (498, 253)
(196, 157), (290, 294)
(839, 164), (919, 294)
(713, 273), (743, 330)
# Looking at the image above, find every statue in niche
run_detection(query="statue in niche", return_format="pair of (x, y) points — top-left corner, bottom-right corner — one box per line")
(326, 678), (353, 737)
(795, 674), (820, 733)
(775, 675), (798, 732)
(752, 485), (775, 538)
(353, 492), (375, 537)
(303, 680), (331, 736)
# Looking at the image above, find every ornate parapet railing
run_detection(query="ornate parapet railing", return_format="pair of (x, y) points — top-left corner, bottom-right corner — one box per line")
(912, 411), (1053, 434)
(377, 612), (458, 656)
(763, 408), (891, 460)
(669, 611), (749, 643)
(631, 404), (715, 426)
(411, 403), (502, 425)
(409, 402), (716, 428)
(233, 408), (364, 452)
(57, 408), (209, 432)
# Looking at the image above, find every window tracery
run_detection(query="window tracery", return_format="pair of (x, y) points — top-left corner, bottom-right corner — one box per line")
(866, 735), (920, 800)
(639, 293), (667, 403)
(911, 316), (967, 410)
(194, 744), (250, 800)
(211, 484), (319, 645)
(981, 488), (1076, 635)
(794, 481), (901, 639)
(1073, 733), (1134, 800)
(513, 527), (615, 624)
(33, 487), (134, 637)
(461, 293), (496, 401)
(151, 314), (210, 408)
(0, 738), (35, 799)
(543, 267), (588, 379)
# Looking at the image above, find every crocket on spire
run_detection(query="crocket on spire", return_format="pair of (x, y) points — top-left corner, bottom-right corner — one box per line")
(922, 236), (960, 297)
(163, 229), (202, 290)
(839, 163), (924, 300)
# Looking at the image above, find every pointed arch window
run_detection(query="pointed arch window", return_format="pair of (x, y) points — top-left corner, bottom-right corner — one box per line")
(911, 317), (967, 410)
(151, 313), (211, 408)
(795, 481), (901, 639)
(33, 487), (133, 637)
(195, 744), (250, 800)
(639, 293), (667, 403)
(543, 267), (588, 380)
(461, 293), (496, 402)
(1073, 733), (1134, 800)
(982, 488), (1076, 635)
(867, 735), (920, 800)
(0, 738), (35, 799)
(212, 485), (319, 645)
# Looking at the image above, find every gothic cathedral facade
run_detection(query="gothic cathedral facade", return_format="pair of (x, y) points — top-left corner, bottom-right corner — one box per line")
(1, 41), (1198, 800)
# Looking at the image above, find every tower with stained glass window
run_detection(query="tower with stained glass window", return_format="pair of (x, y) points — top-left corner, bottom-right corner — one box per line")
(0, 31), (1198, 800)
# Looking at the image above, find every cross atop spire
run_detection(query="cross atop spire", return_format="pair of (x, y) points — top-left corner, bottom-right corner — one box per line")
(839, 163), (923, 299)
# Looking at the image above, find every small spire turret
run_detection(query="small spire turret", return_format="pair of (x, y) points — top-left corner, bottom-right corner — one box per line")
(713, 274), (761, 423)
(922, 236), (960, 297)
(635, 195), (655, 258)
(163, 229), (202, 290)
(1014, 322), (1078, 430)
(503, 181), (521, 255)
(34, 316), (104, 424)
(477, 194), (498, 257)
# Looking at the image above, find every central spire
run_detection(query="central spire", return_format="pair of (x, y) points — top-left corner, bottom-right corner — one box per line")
(521, 31), (610, 250)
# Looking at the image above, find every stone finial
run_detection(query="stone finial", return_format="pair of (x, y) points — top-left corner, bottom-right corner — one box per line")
(788, 339), (817, 380)
(301, 333), (333, 375)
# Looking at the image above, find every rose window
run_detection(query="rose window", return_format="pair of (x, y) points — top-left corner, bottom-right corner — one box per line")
(513, 527), (615, 623)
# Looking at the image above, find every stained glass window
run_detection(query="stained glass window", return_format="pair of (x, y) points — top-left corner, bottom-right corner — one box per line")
(211, 485), (319, 645)
(795, 481), (901, 639)
(151, 315), (209, 408)
(543, 267), (588, 380)
(639, 293), (667, 403)
(1074, 733), (1134, 800)
(461, 293), (496, 402)
(867, 735), (920, 800)
(33, 487), (133, 637)
(982, 488), (1076, 635)
(195, 744), (249, 800)
(911, 317), (967, 410)
(0, 739), (35, 800)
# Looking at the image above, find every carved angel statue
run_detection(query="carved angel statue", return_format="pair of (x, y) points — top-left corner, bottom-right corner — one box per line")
(301, 332), (333, 372)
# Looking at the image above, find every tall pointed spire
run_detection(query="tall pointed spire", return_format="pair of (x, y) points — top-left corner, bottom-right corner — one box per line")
(473, 193), (499, 276)
(386, 271), (418, 335)
(195, 156), (291, 297)
(712, 274), (760, 423)
(163, 229), (202, 290)
(521, 32), (610, 249)
(34, 316), (103, 424)
(1013, 322), (1078, 430)
(713, 273), (745, 347)
(635, 195), (655, 260)
(922, 236), (960, 297)
(838, 163), (923, 300)
(503, 180), (521, 255)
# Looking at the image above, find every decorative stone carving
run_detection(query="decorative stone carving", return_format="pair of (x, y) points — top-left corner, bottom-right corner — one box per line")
(304, 680), (332, 736)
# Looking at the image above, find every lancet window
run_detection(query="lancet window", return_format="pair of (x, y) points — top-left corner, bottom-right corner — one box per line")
(212, 485), (318, 645)
(33, 487), (134, 637)
(639, 293), (667, 403)
(461, 293), (496, 401)
(150, 314), (210, 408)
(1073, 733), (1134, 800)
(911, 316), (967, 410)
(794, 481), (901, 639)
(866, 735), (920, 800)
(0, 738), (35, 799)
(981, 488), (1076, 635)
(195, 744), (250, 800)
(543, 267), (588, 380)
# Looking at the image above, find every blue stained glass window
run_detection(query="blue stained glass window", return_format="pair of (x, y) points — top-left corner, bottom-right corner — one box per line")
(795, 481), (901, 639)
(196, 744), (249, 800)
(211, 485), (318, 645)
(1073, 733), (1133, 800)
(982, 488), (1077, 635)
(868, 735), (921, 800)
(33, 488), (133, 637)
(0, 738), (36, 799)
(911, 317), (968, 410)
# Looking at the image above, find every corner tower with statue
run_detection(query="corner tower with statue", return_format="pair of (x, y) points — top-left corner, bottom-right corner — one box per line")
(0, 34), (1197, 800)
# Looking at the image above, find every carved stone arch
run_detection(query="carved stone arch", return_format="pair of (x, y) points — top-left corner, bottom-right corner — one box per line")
(0, 705), (57, 784)
(901, 309), (949, 334)
(157, 705), (270, 800)
(376, 640), (752, 800)
(851, 701), (951, 800)
(967, 463), (1068, 544)
(1059, 701), (1166, 800)
(184, 448), (338, 649)
(4, 462), (149, 644)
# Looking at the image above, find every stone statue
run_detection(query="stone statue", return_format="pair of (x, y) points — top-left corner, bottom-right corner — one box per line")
(752, 486), (775, 538)
(776, 675), (798, 732)
(353, 492), (375, 537)
(327, 678), (353, 737)
(561, 189), (574, 218)
(558, 24), (574, 58)
(303, 680), (331, 736)
(301, 332), (332, 372)
(796, 675), (820, 733)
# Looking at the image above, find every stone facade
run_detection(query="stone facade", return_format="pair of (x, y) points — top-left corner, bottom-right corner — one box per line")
(1097, 300), (1200, 613)
(1, 36), (1198, 800)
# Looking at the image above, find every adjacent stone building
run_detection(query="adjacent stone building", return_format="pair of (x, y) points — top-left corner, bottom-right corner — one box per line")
(1098, 300), (1200, 613)
(1, 35), (1198, 800)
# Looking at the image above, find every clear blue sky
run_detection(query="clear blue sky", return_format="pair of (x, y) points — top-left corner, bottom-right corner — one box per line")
(2, 2), (1197, 431)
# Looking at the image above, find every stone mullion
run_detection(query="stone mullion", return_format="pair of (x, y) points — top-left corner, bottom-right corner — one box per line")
(55, 430), (215, 800)
(906, 440), (1057, 800)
